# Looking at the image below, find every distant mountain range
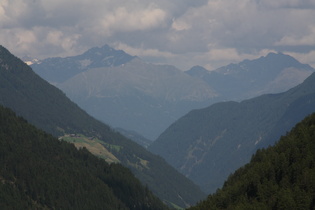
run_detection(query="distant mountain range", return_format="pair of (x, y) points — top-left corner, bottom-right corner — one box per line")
(30, 45), (314, 141)
(149, 71), (315, 193)
(31, 45), (136, 84)
(0, 45), (205, 208)
(186, 52), (314, 100)
(56, 57), (216, 140)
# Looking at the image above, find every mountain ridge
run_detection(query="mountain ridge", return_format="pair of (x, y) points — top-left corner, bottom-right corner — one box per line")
(189, 111), (315, 209)
(149, 71), (315, 193)
(186, 52), (314, 100)
(31, 44), (136, 83)
(31, 47), (314, 140)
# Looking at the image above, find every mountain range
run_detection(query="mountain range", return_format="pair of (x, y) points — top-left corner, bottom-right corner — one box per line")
(30, 44), (136, 84)
(186, 52), (314, 100)
(149, 71), (315, 194)
(0, 45), (205, 208)
(3, 43), (315, 208)
(30, 45), (314, 141)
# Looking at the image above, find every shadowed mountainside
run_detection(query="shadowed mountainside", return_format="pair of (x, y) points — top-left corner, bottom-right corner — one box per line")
(149, 72), (315, 193)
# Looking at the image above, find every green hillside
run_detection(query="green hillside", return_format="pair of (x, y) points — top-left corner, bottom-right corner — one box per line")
(0, 45), (205, 208)
(0, 105), (166, 209)
(189, 112), (315, 209)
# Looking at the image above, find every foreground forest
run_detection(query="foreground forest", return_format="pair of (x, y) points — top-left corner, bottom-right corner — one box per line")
(189, 112), (315, 209)
(0, 105), (167, 209)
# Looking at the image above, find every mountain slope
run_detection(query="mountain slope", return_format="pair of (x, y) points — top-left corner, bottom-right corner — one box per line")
(57, 57), (217, 140)
(0, 45), (205, 208)
(149, 72), (315, 193)
(187, 52), (314, 100)
(32, 49), (314, 141)
(189, 112), (315, 209)
(0, 105), (166, 210)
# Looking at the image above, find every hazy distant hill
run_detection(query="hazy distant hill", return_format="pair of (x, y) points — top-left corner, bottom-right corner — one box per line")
(149, 72), (315, 193)
(31, 47), (314, 141)
(0, 45), (205, 208)
(189, 112), (315, 209)
(57, 57), (217, 140)
(0, 105), (166, 210)
(115, 127), (152, 148)
(186, 52), (314, 100)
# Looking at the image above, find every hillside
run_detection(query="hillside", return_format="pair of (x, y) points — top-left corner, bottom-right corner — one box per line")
(0, 45), (205, 208)
(149, 72), (315, 193)
(189, 112), (315, 209)
(0, 105), (166, 209)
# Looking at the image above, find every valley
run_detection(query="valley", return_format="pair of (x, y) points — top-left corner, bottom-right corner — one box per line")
(1, 44), (315, 209)
(0, 45), (205, 208)
(31, 46), (314, 141)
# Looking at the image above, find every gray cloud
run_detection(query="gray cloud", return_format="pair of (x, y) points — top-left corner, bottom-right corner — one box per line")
(1, 0), (314, 70)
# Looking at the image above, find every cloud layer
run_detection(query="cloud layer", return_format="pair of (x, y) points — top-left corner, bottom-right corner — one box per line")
(1, 0), (314, 70)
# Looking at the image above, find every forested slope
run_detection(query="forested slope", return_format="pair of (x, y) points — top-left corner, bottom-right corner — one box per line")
(0, 105), (166, 210)
(189, 113), (315, 209)
(0, 45), (205, 208)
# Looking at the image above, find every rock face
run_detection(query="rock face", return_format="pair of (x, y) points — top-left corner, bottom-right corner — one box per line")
(149, 72), (315, 193)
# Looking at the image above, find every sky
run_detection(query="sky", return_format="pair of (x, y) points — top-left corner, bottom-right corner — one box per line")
(1, 0), (315, 70)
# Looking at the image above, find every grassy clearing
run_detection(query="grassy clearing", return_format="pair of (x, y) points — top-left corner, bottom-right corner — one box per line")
(60, 134), (120, 163)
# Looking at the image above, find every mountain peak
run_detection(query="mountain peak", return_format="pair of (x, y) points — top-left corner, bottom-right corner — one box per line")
(82, 44), (117, 57)
(31, 44), (136, 83)
(253, 52), (312, 69)
(78, 44), (135, 69)
(186, 65), (209, 76)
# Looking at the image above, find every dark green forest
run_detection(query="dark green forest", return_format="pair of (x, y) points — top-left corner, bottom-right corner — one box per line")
(189, 113), (315, 210)
(0, 105), (167, 209)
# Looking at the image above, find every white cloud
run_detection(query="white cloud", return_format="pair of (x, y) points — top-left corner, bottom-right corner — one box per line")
(171, 18), (191, 31)
(114, 42), (175, 59)
(275, 26), (315, 46)
(99, 4), (167, 33)
(0, 0), (314, 70)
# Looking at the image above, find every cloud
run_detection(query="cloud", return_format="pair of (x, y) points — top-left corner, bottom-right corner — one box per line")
(275, 26), (315, 46)
(0, 0), (315, 69)
(99, 4), (167, 34)
(257, 0), (315, 9)
(114, 42), (175, 59)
